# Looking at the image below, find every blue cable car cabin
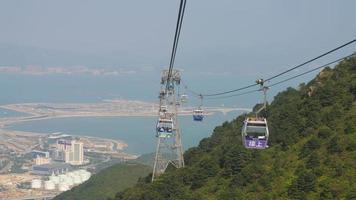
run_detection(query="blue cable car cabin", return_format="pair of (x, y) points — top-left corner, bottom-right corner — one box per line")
(241, 117), (269, 149)
(193, 109), (204, 122)
(156, 118), (174, 138)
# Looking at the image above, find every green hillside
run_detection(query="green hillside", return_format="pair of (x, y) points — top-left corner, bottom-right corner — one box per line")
(114, 56), (356, 200)
(53, 163), (151, 200)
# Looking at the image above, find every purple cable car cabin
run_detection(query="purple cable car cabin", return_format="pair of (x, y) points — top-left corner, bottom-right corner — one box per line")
(242, 117), (269, 149)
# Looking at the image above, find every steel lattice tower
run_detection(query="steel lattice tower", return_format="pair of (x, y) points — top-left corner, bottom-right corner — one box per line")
(152, 69), (184, 181)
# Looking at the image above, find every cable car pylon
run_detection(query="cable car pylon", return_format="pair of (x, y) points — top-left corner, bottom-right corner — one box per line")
(152, 69), (184, 182)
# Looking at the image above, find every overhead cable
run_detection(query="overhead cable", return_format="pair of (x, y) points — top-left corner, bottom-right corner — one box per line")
(189, 39), (356, 97)
(166, 0), (187, 91)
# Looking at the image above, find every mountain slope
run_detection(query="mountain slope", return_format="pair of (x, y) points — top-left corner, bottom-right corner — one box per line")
(54, 163), (151, 200)
(115, 56), (356, 200)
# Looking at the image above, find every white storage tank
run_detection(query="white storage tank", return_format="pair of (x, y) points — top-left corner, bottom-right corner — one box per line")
(83, 171), (92, 182)
(58, 183), (69, 192)
(49, 175), (60, 185)
(31, 179), (42, 189)
(58, 174), (67, 181)
(76, 170), (91, 182)
(73, 170), (81, 176)
(73, 175), (82, 184)
(63, 176), (74, 186)
(44, 180), (55, 190)
(67, 172), (75, 177)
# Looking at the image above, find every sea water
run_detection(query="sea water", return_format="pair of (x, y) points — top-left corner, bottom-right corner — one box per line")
(6, 112), (241, 154)
(0, 108), (30, 118)
(0, 72), (273, 154)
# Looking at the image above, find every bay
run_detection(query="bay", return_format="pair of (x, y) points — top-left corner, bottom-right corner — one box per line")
(0, 107), (30, 118)
(6, 112), (241, 154)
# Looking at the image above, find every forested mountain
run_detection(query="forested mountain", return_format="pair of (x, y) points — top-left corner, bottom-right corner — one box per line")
(114, 56), (356, 200)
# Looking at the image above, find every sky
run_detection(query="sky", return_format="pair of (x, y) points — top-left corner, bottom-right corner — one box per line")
(0, 0), (356, 104)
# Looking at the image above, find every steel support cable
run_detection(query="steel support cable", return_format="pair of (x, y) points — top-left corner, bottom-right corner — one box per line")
(166, 0), (187, 91)
(180, 80), (201, 97)
(264, 39), (356, 82)
(190, 39), (356, 97)
(204, 89), (260, 100)
(168, 0), (184, 72)
(170, 0), (187, 71)
(199, 53), (355, 100)
(266, 53), (355, 88)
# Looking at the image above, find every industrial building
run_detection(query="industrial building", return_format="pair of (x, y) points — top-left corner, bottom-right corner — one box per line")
(32, 163), (72, 176)
(31, 150), (50, 158)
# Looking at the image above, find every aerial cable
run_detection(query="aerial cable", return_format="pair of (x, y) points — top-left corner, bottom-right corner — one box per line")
(201, 83), (259, 97)
(197, 53), (355, 101)
(267, 53), (355, 88)
(166, 0), (187, 91)
(188, 39), (356, 97)
(206, 39), (356, 96)
(169, 0), (187, 72)
(264, 39), (356, 82)
(167, 0), (184, 75)
(181, 81), (201, 97)
(204, 89), (260, 100)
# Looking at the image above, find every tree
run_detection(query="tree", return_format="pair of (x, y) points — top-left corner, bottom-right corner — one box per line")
(299, 137), (321, 158)
(288, 169), (316, 199)
(327, 136), (342, 154)
(346, 188), (356, 200)
(318, 126), (333, 139)
(306, 152), (320, 169)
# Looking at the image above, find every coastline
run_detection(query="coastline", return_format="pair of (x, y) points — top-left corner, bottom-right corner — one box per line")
(0, 102), (250, 128)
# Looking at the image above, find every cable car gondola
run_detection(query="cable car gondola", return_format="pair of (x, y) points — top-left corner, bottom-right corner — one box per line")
(241, 80), (269, 149)
(156, 117), (174, 138)
(193, 108), (204, 121)
(193, 94), (204, 121)
(242, 117), (269, 149)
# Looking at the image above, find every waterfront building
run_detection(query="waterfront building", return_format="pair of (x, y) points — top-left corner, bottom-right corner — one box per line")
(64, 140), (84, 165)
(53, 139), (72, 161)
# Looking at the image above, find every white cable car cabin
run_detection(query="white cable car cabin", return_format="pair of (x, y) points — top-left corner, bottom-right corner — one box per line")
(242, 117), (269, 149)
(180, 94), (188, 103)
(193, 108), (204, 122)
(156, 118), (174, 138)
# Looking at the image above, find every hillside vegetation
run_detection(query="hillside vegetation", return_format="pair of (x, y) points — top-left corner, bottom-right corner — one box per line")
(54, 163), (151, 200)
(114, 57), (356, 200)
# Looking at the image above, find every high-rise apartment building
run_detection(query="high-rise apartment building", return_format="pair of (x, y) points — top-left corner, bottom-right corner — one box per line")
(64, 140), (84, 165)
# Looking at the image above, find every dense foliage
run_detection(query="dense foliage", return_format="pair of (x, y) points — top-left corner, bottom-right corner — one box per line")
(115, 56), (356, 200)
(54, 163), (151, 200)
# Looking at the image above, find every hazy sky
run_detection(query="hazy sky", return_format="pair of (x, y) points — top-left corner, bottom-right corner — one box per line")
(1, 0), (356, 76)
